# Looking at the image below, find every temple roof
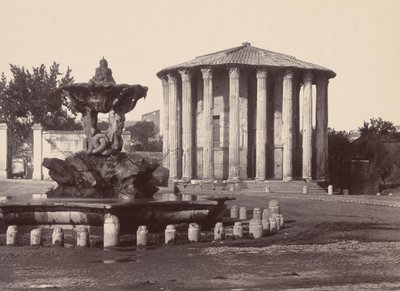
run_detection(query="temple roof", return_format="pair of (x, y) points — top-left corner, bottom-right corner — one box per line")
(157, 42), (336, 78)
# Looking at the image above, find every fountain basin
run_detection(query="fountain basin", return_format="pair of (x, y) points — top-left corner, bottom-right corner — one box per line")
(0, 194), (234, 233)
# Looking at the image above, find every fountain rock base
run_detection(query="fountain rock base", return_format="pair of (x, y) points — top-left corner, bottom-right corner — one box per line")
(43, 152), (160, 199)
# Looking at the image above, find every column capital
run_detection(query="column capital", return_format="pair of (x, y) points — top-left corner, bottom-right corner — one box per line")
(32, 123), (43, 130)
(167, 73), (178, 84)
(179, 69), (192, 82)
(283, 69), (294, 79)
(316, 74), (329, 86)
(228, 67), (240, 79)
(256, 68), (268, 78)
(201, 67), (213, 79)
(303, 71), (313, 83)
(160, 75), (169, 83)
(0, 123), (7, 130)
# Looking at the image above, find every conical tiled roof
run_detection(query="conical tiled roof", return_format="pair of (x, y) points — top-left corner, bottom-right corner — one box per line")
(157, 43), (335, 78)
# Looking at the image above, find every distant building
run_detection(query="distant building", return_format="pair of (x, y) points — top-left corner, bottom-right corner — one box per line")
(141, 110), (160, 132)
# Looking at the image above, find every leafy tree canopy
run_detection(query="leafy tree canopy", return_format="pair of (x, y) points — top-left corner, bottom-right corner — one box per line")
(0, 62), (80, 162)
(125, 120), (162, 152)
(358, 117), (397, 136)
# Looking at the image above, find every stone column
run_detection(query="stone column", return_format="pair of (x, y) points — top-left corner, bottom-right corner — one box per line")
(273, 74), (283, 179)
(292, 79), (302, 177)
(168, 74), (179, 179)
(316, 75), (329, 180)
(201, 68), (213, 181)
(32, 123), (43, 180)
(161, 76), (170, 169)
(282, 69), (294, 181)
(228, 67), (240, 181)
(180, 69), (193, 180)
(0, 123), (7, 179)
(302, 71), (313, 179)
(255, 68), (268, 181)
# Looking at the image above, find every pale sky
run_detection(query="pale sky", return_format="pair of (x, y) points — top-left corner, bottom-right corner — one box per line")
(0, 0), (399, 131)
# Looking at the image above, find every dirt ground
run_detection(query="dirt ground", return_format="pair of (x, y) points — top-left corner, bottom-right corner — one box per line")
(1, 180), (400, 290)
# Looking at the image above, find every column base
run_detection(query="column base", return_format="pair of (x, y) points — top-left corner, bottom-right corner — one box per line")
(227, 177), (240, 183)
(255, 176), (266, 182)
(283, 177), (293, 182)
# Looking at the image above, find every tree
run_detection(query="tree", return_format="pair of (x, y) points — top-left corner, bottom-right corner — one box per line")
(125, 120), (162, 152)
(358, 117), (397, 136)
(0, 63), (79, 177)
(328, 128), (352, 188)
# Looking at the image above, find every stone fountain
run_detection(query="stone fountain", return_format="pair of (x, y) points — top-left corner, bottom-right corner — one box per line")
(0, 59), (232, 234)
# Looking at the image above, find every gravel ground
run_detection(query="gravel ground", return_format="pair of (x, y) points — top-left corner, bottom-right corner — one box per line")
(1, 180), (400, 290)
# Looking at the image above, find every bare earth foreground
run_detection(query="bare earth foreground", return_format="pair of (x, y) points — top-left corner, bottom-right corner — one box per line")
(1, 180), (400, 290)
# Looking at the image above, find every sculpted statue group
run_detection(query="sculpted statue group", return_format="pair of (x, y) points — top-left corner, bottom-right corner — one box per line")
(63, 58), (148, 156)
(43, 58), (161, 199)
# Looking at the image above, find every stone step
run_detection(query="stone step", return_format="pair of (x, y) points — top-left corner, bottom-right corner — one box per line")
(177, 179), (328, 194)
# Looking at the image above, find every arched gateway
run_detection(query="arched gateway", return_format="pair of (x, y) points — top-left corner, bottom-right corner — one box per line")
(157, 43), (335, 182)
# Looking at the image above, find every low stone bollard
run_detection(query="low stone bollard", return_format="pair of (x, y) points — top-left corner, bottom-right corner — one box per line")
(328, 185), (333, 195)
(104, 214), (120, 248)
(30, 228), (43, 246)
(230, 205), (239, 219)
(272, 214), (281, 232)
(279, 214), (285, 228)
(188, 223), (200, 242)
(249, 219), (263, 239)
(234, 182), (241, 191)
(165, 225), (176, 244)
(76, 226), (90, 247)
(136, 225), (148, 246)
(52, 227), (64, 246)
(6, 225), (18, 246)
(214, 222), (225, 241)
(268, 200), (280, 214)
(302, 185), (308, 194)
(265, 185), (271, 193)
(253, 208), (262, 220)
(343, 189), (349, 195)
(269, 218), (277, 234)
(239, 206), (247, 220)
(233, 222), (243, 239)
(262, 218), (270, 235)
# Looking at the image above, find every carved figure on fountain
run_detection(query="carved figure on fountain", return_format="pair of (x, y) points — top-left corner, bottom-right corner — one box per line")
(61, 58), (148, 156)
(43, 58), (163, 199)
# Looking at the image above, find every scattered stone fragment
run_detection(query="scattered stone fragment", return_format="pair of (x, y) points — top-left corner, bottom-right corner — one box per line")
(268, 200), (280, 214)
(52, 227), (64, 246)
(165, 225), (176, 244)
(188, 223), (200, 242)
(30, 228), (43, 246)
(269, 218), (278, 234)
(249, 219), (263, 239)
(230, 205), (239, 219)
(6, 225), (18, 246)
(137, 225), (148, 246)
(233, 222), (243, 238)
(328, 185), (333, 195)
(76, 226), (90, 247)
(253, 208), (262, 220)
(104, 214), (120, 248)
(239, 206), (247, 220)
(214, 222), (225, 241)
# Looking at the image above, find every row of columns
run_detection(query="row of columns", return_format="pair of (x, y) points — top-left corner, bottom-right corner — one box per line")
(162, 67), (329, 181)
